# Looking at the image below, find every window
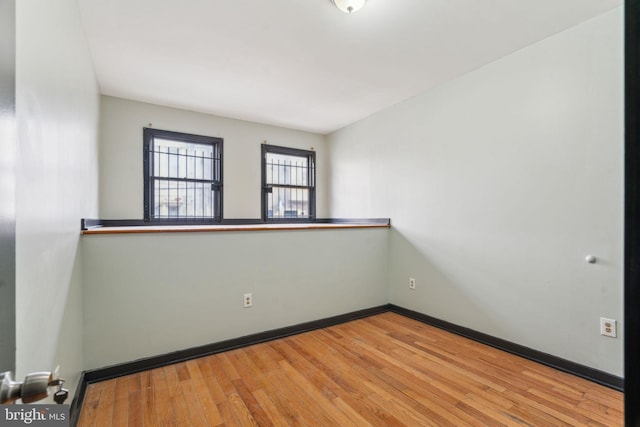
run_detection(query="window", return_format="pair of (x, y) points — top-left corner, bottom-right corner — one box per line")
(262, 144), (315, 221)
(143, 128), (222, 223)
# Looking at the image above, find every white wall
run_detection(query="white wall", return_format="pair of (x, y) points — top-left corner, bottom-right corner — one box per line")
(15, 0), (99, 396)
(328, 9), (623, 375)
(82, 228), (389, 369)
(100, 96), (328, 220)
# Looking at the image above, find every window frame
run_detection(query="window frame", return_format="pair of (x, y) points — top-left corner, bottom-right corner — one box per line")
(143, 127), (223, 224)
(261, 144), (316, 222)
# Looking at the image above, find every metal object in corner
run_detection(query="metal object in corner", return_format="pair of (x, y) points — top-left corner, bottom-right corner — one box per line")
(0, 371), (68, 404)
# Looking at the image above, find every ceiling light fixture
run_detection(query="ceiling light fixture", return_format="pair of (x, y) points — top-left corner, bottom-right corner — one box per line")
(332, 0), (367, 14)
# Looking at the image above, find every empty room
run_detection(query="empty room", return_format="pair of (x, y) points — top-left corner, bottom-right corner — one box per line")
(1, 0), (637, 425)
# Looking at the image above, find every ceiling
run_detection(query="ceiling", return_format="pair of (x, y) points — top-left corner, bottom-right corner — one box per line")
(77, 0), (621, 135)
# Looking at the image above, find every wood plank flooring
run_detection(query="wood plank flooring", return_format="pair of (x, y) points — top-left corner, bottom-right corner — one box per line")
(77, 312), (623, 426)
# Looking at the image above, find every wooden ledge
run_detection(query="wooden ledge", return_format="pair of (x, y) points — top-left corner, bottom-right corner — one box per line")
(81, 220), (390, 235)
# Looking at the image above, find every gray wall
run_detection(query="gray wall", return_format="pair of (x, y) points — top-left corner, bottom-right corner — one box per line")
(15, 0), (99, 396)
(328, 9), (623, 375)
(0, 0), (16, 373)
(88, 91), (384, 372)
(99, 96), (328, 220)
(82, 228), (389, 369)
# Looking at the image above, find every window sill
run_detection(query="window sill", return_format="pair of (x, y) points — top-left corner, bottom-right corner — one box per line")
(81, 219), (390, 235)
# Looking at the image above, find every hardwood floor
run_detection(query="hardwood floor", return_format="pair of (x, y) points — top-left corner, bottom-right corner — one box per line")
(77, 312), (623, 426)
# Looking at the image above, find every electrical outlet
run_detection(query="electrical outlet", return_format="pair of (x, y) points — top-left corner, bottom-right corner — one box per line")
(243, 293), (253, 308)
(600, 317), (616, 338)
(409, 277), (416, 290)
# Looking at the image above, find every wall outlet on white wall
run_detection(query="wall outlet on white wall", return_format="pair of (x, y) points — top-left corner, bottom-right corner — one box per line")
(409, 277), (416, 290)
(600, 317), (616, 338)
(243, 293), (253, 308)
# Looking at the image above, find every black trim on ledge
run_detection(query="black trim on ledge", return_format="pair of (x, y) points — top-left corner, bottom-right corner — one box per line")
(80, 218), (104, 230)
(315, 218), (390, 224)
(81, 218), (390, 230)
(388, 304), (624, 392)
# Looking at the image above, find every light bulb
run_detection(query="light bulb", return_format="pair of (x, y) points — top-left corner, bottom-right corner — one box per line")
(332, 0), (367, 14)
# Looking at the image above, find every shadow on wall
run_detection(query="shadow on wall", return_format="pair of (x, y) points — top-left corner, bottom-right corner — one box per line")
(52, 242), (84, 400)
(388, 227), (502, 335)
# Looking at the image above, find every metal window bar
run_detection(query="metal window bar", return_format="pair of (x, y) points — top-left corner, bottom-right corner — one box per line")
(264, 153), (314, 219)
(150, 141), (220, 219)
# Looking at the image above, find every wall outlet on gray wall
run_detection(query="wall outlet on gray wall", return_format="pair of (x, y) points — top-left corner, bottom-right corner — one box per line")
(600, 317), (616, 338)
(243, 293), (253, 308)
